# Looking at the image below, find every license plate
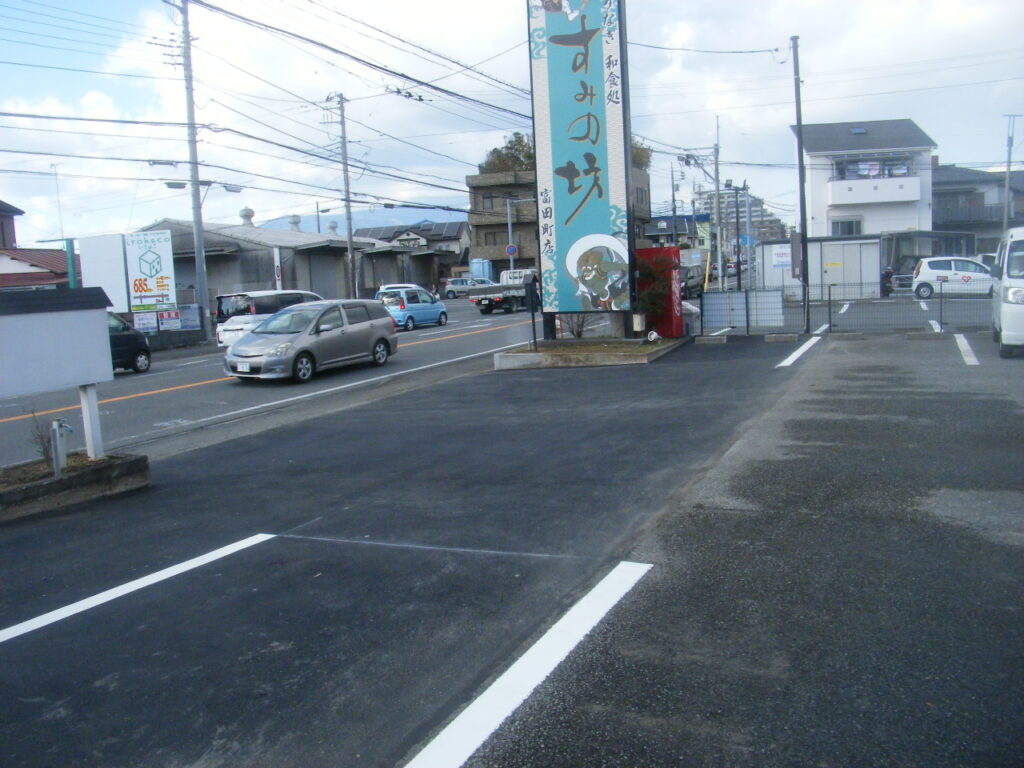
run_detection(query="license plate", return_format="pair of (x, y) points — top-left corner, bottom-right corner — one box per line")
(237, 362), (250, 372)
(480, 299), (491, 305)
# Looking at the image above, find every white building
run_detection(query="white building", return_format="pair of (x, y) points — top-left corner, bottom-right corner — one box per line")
(797, 119), (936, 238)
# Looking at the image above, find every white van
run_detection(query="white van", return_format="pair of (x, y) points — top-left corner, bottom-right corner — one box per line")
(215, 289), (323, 347)
(991, 227), (1024, 359)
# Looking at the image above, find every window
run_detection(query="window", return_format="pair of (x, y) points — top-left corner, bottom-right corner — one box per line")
(254, 296), (280, 314)
(318, 307), (343, 330)
(406, 291), (421, 304)
(831, 219), (862, 236)
(955, 260), (986, 274)
(482, 195), (496, 210)
(484, 231), (500, 246)
(342, 304), (370, 324)
(929, 259), (952, 271)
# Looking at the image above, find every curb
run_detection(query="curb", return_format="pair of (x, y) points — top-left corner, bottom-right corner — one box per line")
(0, 453), (150, 525)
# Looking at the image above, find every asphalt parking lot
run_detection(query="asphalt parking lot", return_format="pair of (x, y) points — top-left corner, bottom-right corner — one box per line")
(1, 332), (1021, 767)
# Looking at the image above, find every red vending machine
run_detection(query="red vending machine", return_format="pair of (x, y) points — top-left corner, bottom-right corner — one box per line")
(636, 247), (684, 338)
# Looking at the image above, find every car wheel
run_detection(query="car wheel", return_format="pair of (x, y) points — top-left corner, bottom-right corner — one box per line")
(502, 301), (514, 313)
(292, 353), (315, 383)
(404, 316), (415, 331)
(446, 290), (456, 299)
(131, 350), (151, 373)
(372, 340), (389, 366)
(915, 283), (933, 300)
(437, 311), (447, 326)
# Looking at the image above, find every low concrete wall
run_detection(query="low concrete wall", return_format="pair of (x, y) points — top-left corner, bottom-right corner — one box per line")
(0, 453), (150, 524)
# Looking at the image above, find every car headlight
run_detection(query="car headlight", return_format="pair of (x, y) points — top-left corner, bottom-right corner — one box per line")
(1004, 287), (1024, 305)
(269, 342), (293, 357)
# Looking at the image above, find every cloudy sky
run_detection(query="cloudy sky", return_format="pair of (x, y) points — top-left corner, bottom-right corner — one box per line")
(1, 0), (1021, 247)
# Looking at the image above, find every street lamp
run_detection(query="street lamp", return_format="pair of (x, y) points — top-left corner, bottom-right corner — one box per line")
(315, 204), (334, 234)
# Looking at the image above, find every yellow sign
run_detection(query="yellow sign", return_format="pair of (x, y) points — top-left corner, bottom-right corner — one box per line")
(825, 262), (842, 268)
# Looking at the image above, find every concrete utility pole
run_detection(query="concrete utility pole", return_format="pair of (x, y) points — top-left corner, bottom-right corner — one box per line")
(180, 0), (210, 340)
(671, 164), (678, 246)
(745, 185), (753, 287)
(329, 93), (359, 297)
(714, 116), (723, 290)
(791, 35), (810, 334)
(1003, 114), (1021, 233)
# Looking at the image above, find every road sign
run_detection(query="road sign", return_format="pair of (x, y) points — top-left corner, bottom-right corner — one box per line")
(739, 234), (758, 247)
(506, 244), (518, 257)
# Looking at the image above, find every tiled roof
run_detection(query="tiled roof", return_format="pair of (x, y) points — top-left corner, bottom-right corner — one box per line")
(141, 219), (376, 250)
(0, 248), (79, 274)
(794, 119), (936, 154)
(934, 165), (1024, 192)
(354, 220), (467, 242)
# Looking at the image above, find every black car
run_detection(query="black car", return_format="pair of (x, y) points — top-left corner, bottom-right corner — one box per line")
(108, 313), (151, 373)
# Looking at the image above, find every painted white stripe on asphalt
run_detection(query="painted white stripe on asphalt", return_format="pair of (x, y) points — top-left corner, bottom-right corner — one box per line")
(919, 301), (929, 311)
(141, 344), (528, 437)
(711, 327), (731, 336)
(775, 335), (822, 368)
(403, 561), (653, 768)
(955, 334), (980, 365)
(839, 302), (851, 314)
(813, 323), (829, 335)
(930, 320), (942, 333)
(0, 534), (274, 645)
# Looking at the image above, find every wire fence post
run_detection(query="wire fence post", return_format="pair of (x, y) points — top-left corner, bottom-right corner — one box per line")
(699, 291), (705, 336)
(744, 289), (750, 336)
(827, 284), (833, 333)
(938, 279), (944, 331)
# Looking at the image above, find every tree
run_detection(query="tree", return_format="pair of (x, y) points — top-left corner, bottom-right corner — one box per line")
(479, 133), (652, 172)
(479, 132), (535, 172)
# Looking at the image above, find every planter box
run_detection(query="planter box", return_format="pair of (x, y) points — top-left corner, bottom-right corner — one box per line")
(0, 453), (150, 524)
(494, 339), (686, 370)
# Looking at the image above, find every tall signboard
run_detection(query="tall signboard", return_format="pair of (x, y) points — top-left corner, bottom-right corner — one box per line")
(528, 0), (633, 313)
(125, 230), (176, 312)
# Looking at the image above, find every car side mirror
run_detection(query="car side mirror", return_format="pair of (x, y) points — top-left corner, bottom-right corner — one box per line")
(318, 322), (338, 333)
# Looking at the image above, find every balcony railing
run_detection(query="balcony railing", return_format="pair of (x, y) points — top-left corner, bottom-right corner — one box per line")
(933, 201), (1008, 225)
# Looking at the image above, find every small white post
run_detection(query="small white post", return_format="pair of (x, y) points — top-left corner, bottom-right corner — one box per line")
(78, 383), (105, 459)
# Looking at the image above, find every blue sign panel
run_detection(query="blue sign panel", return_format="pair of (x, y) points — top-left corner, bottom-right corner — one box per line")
(529, 0), (631, 313)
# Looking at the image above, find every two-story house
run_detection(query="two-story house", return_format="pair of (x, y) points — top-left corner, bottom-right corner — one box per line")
(932, 164), (1024, 254)
(353, 220), (469, 289)
(797, 119), (936, 237)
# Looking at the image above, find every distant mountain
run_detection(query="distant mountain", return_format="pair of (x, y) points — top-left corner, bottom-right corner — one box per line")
(259, 207), (467, 235)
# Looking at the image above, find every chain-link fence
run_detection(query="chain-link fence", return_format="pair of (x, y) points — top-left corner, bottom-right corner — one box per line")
(698, 282), (992, 336)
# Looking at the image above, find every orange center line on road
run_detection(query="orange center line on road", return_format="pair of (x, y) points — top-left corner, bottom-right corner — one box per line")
(1, 320), (531, 425)
(0, 377), (233, 425)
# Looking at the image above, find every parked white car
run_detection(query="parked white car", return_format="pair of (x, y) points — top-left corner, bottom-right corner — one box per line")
(215, 290), (323, 347)
(912, 257), (992, 300)
(992, 227), (1024, 358)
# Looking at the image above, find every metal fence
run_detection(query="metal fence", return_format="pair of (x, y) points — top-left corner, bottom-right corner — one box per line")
(697, 282), (992, 336)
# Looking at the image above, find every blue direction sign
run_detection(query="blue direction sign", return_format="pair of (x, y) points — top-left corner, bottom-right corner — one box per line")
(505, 244), (518, 257)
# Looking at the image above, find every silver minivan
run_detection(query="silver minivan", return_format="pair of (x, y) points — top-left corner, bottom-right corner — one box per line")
(223, 299), (398, 382)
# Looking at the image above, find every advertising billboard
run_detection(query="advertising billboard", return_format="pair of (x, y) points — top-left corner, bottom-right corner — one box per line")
(125, 230), (176, 312)
(528, 0), (632, 313)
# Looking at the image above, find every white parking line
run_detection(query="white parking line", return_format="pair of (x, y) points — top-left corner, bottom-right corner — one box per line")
(403, 561), (652, 768)
(919, 301), (929, 311)
(955, 334), (980, 365)
(929, 320), (942, 333)
(711, 327), (731, 336)
(839, 302), (851, 314)
(813, 323), (830, 335)
(775, 335), (822, 368)
(0, 534), (274, 645)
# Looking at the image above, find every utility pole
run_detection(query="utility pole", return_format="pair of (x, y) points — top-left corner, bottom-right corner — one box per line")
(670, 164), (678, 247)
(180, 0), (210, 339)
(745, 185), (753, 287)
(714, 116), (723, 290)
(329, 93), (359, 297)
(791, 35), (810, 334)
(1003, 114), (1021, 233)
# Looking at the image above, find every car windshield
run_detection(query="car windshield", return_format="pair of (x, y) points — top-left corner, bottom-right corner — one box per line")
(254, 308), (319, 334)
(1008, 242), (1024, 279)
